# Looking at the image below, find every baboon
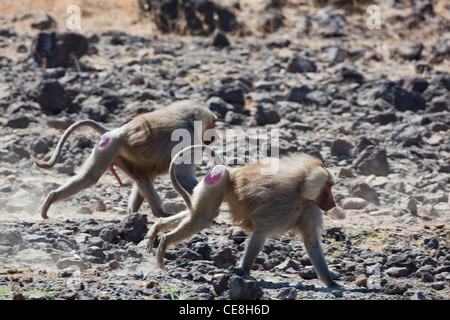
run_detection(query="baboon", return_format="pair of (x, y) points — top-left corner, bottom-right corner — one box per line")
(32, 100), (216, 219)
(147, 145), (340, 288)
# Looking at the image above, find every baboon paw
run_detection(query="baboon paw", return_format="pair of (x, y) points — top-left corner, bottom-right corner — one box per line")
(145, 240), (154, 254)
(40, 210), (49, 220)
(157, 259), (166, 270)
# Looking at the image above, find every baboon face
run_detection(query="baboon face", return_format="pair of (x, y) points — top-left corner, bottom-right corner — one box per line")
(300, 162), (336, 212)
(315, 181), (336, 211)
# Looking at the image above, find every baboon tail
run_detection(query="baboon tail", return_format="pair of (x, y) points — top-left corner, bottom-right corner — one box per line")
(31, 120), (110, 170)
(169, 145), (223, 211)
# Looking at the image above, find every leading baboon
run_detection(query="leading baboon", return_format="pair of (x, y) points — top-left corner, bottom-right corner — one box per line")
(147, 145), (340, 288)
(32, 100), (216, 219)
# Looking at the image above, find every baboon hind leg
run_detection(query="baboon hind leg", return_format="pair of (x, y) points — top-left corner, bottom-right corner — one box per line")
(40, 139), (119, 219)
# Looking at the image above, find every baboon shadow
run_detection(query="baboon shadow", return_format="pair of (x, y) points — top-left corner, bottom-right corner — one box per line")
(258, 279), (374, 294)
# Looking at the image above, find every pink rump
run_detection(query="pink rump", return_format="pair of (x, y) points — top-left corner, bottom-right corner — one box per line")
(204, 165), (226, 185)
(98, 134), (110, 148)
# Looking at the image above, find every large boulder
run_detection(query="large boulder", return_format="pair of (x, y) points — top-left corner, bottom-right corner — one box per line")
(36, 79), (72, 115)
(118, 213), (148, 243)
(140, 0), (239, 35)
(32, 31), (88, 68)
(354, 146), (390, 177)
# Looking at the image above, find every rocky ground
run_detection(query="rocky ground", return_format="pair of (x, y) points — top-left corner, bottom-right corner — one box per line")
(0, 0), (449, 300)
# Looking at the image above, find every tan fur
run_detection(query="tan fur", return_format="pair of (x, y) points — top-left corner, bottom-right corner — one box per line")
(147, 147), (339, 288)
(33, 100), (216, 219)
(225, 153), (334, 233)
(116, 101), (213, 178)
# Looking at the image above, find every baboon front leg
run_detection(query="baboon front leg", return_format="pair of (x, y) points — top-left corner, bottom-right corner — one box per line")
(113, 157), (168, 218)
(40, 138), (119, 219)
(128, 182), (144, 213)
(136, 178), (168, 217)
(297, 207), (338, 288)
(304, 239), (338, 288)
(241, 230), (268, 275)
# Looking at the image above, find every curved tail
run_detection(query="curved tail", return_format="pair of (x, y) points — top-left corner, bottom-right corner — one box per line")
(31, 120), (110, 169)
(169, 145), (223, 211)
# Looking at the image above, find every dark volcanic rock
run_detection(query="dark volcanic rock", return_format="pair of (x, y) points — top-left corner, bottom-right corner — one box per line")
(5, 112), (34, 129)
(226, 274), (263, 300)
(287, 56), (317, 73)
(80, 96), (110, 122)
(356, 80), (396, 106)
(254, 104), (280, 125)
(118, 213), (148, 243)
(335, 66), (364, 84)
(354, 146), (390, 176)
(0, 26), (17, 37)
(213, 84), (246, 112)
(398, 40), (423, 60)
(357, 80), (426, 112)
(211, 247), (237, 268)
(285, 85), (313, 103)
(368, 111), (398, 125)
(403, 76), (429, 93)
(211, 29), (230, 48)
(330, 138), (354, 158)
(151, 0), (238, 35)
(392, 86), (426, 112)
(36, 79), (72, 114)
(215, 268), (263, 300)
(317, 11), (347, 37)
(382, 282), (407, 295)
(207, 96), (234, 117)
(32, 31), (88, 68)
(31, 14), (56, 30)
(79, 245), (106, 264)
(319, 45), (344, 66)
(428, 95), (449, 113)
